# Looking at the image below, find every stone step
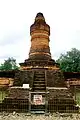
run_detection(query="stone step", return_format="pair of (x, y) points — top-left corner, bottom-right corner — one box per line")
(34, 74), (45, 77)
(33, 83), (45, 86)
(34, 78), (45, 80)
(34, 76), (45, 79)
(35, 71), (45, 74)
(33, 81), (45, 83)
(34, 81), (45, 83)
(33, 86), (45, 88)
(33, 88), (46, 91)
(33, 87), (46, 89)
(33, 81), (45, 85)
(34, 73), (45, 75)
(33, 71), (46, 91)
(33, 84), (45, 87)
(34, 83), (45, 85)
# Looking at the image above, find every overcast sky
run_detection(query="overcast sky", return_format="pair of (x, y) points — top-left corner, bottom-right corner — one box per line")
(0, 0), (80, 64)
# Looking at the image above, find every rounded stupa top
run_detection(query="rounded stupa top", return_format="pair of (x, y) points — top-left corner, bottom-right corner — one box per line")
(30, 12), (50, 35)
(35, 12), (45, 21)
(36, 12), (44, 17)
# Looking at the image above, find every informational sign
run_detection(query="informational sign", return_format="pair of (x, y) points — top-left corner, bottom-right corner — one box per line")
(34, 95), (42, 105)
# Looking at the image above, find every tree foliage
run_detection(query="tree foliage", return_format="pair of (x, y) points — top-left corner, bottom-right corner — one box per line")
(0, 57), (19, 71)
(56, 48), (80, 72)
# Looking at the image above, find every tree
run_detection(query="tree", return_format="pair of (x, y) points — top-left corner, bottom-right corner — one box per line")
(56, 48), (80, 72)
(0, 57), (19, 71)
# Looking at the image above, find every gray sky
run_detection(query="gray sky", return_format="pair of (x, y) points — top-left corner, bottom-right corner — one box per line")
(0, 0), (80, 64)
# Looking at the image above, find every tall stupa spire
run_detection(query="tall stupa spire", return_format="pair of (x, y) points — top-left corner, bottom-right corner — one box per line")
(20, 13), (57, 69)
(29, 12), (51, 60)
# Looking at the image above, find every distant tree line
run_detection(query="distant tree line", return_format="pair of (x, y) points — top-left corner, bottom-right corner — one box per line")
(0, 57), (19, 71)
(56, 48), (80, 72)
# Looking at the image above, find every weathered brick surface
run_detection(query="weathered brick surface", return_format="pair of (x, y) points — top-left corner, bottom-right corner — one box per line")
(0, 78), (14, 87)
(8, 87), (29, 99)
(46, 70), (66, 87)
(47, 88), (78, 112)
(1, 87), (29, 112)
(14, 70), (34, 88)
(14, 69), (65, 88)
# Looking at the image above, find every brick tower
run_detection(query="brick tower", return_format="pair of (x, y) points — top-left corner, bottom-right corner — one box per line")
(29, 13), (51, 60)
(20, 12), (58, 70)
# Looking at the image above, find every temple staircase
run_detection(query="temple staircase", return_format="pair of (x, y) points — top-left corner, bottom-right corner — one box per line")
(32, 70), (46, 91)
(29, 70), (47, 113)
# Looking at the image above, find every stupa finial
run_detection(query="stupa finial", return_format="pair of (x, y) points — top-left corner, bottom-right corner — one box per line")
(35, 12), (45, 21)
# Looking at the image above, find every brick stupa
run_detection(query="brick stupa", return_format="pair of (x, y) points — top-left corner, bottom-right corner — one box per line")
(20, 13), (58, 70)
(2, 13), (79, 113)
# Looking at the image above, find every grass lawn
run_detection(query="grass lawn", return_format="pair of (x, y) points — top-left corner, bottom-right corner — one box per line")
(0, 90), (8, 103)
(76, 92), (80, 105)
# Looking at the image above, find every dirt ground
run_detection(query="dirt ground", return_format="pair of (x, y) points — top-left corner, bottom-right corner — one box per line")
(0, 112), (80, 120)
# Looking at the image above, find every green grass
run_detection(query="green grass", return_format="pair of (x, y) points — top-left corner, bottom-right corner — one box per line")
(76, 92), (80, 105)
(0, 90), (8, 103)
